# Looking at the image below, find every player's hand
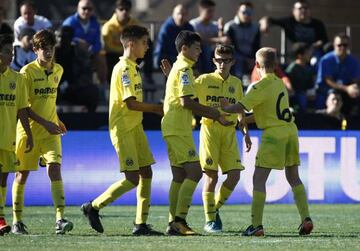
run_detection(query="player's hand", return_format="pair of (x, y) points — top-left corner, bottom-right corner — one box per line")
(244, 134), (252, 152)
(217, 113), (234, 126)
(58, 120), (67, 134)
(44, 121), (63, 135)
(25, 136), (34, 153)
(154, 105), (164, 116)
(160, 59), (172, 77)
(220, 98), (241, 114)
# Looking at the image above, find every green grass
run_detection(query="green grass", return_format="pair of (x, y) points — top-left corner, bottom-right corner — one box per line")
(1, 205), (359, 251)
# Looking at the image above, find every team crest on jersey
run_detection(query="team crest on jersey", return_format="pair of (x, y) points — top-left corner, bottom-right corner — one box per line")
(206, 157), (213, 165)
(188, 149), (196, 157)
(9, 81), (16, 90)
(122, 72), (131, 86)
(228, 86), (235, 94)
(126, 158), (134, 166)
(180, 71), (190, 86)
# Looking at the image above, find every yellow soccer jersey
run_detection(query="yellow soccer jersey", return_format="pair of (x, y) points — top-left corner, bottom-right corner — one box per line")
(195, 71), (243, 126)
(0, 67), (28, 151)
(240, 73), (294, 129)
(17, 60), (63, 139)
(161, 53), (196, 137)
(109, 57), (143, 139)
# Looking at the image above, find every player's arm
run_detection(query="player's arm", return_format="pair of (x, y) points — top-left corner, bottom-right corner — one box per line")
(26, 108), (63, 135)
(125, 97), (163, 116)
(180, 96), (233, 126)
(17, 108), (33, 153)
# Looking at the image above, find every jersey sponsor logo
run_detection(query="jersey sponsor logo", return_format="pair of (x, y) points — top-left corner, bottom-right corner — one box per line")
(206, 157), (213, 165)
(206, 95), (236, 104)
(126, 158), (134, 166)
(188, 149), (196, 157)
(122, 72), (131, 87)
(180, 71), (190, 86)
(228, 86), (235, 94)
(9, 81), (16, 90)
(34, 87), (57, 95)
(34, 78), (45, 82)
(208, 85), (219, 89)
(0, 93), (16, 101)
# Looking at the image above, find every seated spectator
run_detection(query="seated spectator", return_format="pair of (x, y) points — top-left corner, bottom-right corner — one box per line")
(63, 0), (108, 87)
(190, 0), (229, 74)
(316, 90), (344, 121)
(153, 4), (194, 67)
(55, 26), (99, 112)
(0, 6), (13, 35)
(102, 0), (154, 84)
(224, 2), (260, 80)
(10, 27), (36, 71)
(315, 33), (360, 116)
(285, 42), (315, 112)
(13, 1), (52, 46)
(259, 0), (328, 66)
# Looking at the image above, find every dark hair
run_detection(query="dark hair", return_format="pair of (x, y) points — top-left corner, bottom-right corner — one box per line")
(0, 34), (14, 50)
(116, 0), (132, 10)
(291, 42), (311, 58)
(20, 0), (36, 10)
(214, 44), (234, 57)
(199, 0), (216, 8)
(175, 31), (201, 53)
(33, 29), (56, 49)
(120, 25), (148, 45)
(334, 32), (350, 41)
(239, 1), (253, 9)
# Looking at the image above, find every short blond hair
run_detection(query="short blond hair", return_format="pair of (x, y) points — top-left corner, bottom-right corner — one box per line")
(256, 47), (277, 70)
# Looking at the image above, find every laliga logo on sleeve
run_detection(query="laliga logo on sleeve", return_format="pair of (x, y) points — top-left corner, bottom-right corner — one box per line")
(180, 72), (190, 86)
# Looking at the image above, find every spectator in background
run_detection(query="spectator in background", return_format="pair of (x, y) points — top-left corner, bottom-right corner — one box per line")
(153, 4), (194, 68)
(224, 2), (260, 80)
(190, 0), (229, 74)
(13, 1), (52, 46)
(10, 27), (36, 71)
(102, 0), (154, 84)
(55, 26), (99, 112)
(286, 42), (315, 112)
(0, 7), (13, 35)
(316, 33), (360, 116)
(316, 90), (344, 121)
(63, 0), (108, 87)
(259, 0), (328, 66)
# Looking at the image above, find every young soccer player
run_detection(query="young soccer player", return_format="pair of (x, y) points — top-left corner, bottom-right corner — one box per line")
(221, 47), (313, 236)
(81, 25), (163, 235)
(11, 29), (72, 235)
(161, 31), (233, 236)
(196, 45), (251, 233)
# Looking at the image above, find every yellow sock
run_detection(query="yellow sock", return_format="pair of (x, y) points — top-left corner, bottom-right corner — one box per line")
(251, 190), (266, 227)
(292, 184), (310, 221)
(168, 181), (181, 223)
(1, 187), (6, 208)
(92, 179), (136, 210)
(203, 192), (215, 222)
(12, 181), (25, 223)
(135, 178), (151, 224)
(51, 180), (65, 221)
(215, 185), (233, 210)
(175, 179), (198, 219)
(0, 186), (4, 217)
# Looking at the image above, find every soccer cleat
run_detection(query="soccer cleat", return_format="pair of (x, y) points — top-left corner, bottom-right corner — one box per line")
(242, 225), (264, 236)
(0, 217), (11, 235)
(81, 202), (104, 233)
(11, 221), (29, 235)
(55, 219), (74, 234)
(165, 221), (180, 236)
(298, 217), (313, 235)
(169, 219), (197, 236)
(203, 221), (222, 233)
(215, 209), (223, 230)
(132, 223), (163, 236)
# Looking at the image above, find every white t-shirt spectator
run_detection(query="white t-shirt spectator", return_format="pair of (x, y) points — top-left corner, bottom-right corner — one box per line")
(13, 15), (52, 45)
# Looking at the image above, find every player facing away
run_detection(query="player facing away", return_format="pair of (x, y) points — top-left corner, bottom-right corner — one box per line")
(196, 45), (251, 233)
(81, 25), (163, 235)
(11, 29), (72, 235)
(221, 47), (313, 236)
(161, 31), (233, 236)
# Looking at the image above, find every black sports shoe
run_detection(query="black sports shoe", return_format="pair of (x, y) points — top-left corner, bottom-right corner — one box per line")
(132, 223), (163, 236)
(55, 219), (74, 234)
(242, 225), (264, 236)
(11, 221), (29, 235)
(298, 217), (313, 235)
(215, 209), (222, 230)
(81, 202), (104, 233)
(165, 221), (180, 236)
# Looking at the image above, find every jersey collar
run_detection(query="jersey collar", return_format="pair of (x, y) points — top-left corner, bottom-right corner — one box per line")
(177, 53), (195, 67)
(121, 56), (138, 69)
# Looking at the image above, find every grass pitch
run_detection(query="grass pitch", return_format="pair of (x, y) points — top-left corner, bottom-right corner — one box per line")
(1, 204), (359, 251)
